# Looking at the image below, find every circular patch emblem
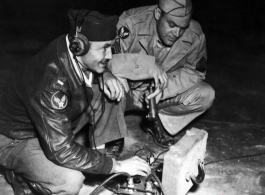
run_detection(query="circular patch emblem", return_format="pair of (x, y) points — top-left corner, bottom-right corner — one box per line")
(118, 26), (130, 39)
(51, 91), (68, 110)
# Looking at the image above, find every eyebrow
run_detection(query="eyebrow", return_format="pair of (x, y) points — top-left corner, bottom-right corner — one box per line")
(90, 43), (112, 50)
(103, 43), (112, 47)
(168, 20), (189, 29)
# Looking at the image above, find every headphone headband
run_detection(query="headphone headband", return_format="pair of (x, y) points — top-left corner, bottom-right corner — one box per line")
(69, 9), (91, 56)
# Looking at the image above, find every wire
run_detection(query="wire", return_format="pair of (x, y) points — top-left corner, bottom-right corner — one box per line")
(134, 147), (154, 157)
(205, 152), (265, 166)
(73, 56), (106, 152)
(150, 149), (169, 166)
(147, 172), (168, 195)
(91, 75), (106, 151)
(90, 172), (130, 195)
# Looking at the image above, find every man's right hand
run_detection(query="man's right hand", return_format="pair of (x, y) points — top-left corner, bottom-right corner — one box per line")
(150, 63), (168, 90)
(100, 71), (124, 101)
(114, 156), (151, 177)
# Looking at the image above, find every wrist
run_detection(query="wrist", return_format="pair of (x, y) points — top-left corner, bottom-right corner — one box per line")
(110, 158), (117, 173)
(113, 160), (121, 173)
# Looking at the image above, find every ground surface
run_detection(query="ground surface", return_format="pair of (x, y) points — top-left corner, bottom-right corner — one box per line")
(1, 2), (265, 195)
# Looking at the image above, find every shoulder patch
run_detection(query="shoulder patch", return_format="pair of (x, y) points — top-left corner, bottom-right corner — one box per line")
(51, 91), (68, 110)
(196, 57), (207, 73)
(118, 26), (130, 39)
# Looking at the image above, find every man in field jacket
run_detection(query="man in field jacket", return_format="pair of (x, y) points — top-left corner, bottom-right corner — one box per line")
(109, 0), (215, 148)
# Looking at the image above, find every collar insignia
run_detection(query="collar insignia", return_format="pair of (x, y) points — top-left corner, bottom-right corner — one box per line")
(118, 26), (130, 39)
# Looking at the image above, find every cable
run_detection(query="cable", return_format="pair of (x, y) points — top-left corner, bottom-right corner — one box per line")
(134, 147), (154, 157)
(91, 75), (106, 152)
(90, 172), (130, 195)
(73, 56), (106, 152)
(150, 149), (169, 166)
(147, 172), (168, 195)
(205, 152), (265, 166)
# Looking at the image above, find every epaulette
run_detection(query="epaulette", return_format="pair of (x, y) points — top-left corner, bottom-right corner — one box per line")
(120, 5), (156, 27)
(189, 20), (203, 37)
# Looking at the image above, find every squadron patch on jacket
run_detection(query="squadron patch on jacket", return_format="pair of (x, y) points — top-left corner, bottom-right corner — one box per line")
(51, 91), (68, 110)
(111, 38), (121, 54)
(118, 26), (129, 39)
(196, 56), (207, 73)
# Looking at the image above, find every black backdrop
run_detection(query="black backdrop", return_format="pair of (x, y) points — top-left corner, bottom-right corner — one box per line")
(0, 0), (264, 43)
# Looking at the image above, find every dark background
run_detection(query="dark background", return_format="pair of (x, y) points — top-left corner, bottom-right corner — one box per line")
(1, 0), (265, 42)
(0, 1), (265, 194)
(0, 0), (265, 125)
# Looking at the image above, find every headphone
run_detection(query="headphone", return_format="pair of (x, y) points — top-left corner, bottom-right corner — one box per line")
(69, 10), (91, 56)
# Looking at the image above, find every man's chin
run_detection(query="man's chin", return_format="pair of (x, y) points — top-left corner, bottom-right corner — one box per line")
(97, 65), (106, 73)
(164, 40), (175, 47)
(159, 40), (172, 47)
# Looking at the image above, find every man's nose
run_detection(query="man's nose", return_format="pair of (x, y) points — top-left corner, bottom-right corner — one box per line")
(105, 47), (112, 59)
(172, 27), (180, 37)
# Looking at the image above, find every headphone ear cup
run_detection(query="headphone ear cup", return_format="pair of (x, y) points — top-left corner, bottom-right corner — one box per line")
(69, 33), (90, 56)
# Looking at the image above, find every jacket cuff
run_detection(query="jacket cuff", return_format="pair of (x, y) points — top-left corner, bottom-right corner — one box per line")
(100, 156), (114, 174)
(110, 158), (117, 174)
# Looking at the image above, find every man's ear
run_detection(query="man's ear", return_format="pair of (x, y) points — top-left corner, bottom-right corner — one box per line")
(154, 7), (162, 20)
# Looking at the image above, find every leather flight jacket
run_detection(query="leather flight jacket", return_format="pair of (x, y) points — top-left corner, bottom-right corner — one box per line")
(0, 35), (113, 174)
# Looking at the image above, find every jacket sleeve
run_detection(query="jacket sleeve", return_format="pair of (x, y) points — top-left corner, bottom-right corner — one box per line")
(109, 53), (155, 80)
(161, 32), (207, 100)
(28, 88), (113, 175)
(108, 12), (155, 80)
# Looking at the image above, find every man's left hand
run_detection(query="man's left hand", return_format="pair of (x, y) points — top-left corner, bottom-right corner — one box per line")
(146, 88), (163, 104)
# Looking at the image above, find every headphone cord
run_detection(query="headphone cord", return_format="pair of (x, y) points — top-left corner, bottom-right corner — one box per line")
(91, 75), (106, 152)
(73, 56), (106, 152)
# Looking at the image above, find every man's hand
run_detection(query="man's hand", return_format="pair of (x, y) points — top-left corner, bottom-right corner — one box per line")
(147, 90), (163, 104)
(149, 63), (168, 90)
(100, 71), (124, 101)
(114, 156), (151, 177)
(145, 83), (163, 104)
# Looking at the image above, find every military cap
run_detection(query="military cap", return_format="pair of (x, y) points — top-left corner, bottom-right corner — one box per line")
(68, 9), (118, 41)
(159, 0), (192, 17)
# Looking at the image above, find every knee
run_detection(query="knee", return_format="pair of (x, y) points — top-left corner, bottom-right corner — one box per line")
(199, 82), (215, 110)
(62, 171), (84, 195)
(47, 171), (85, 195)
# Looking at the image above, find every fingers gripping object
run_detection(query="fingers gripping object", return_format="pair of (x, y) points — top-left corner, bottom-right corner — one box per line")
(69, 9), (90, 56)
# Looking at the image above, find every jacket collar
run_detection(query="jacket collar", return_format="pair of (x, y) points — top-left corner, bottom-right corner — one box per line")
(56, 35), (84, 91)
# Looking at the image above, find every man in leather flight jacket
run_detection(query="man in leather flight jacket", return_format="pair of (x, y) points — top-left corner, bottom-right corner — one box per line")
(0, 9), (154, 195)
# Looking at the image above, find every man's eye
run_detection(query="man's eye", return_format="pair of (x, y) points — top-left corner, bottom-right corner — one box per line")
(103, 46), (110, 51)
(169, 23), (175, 28)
